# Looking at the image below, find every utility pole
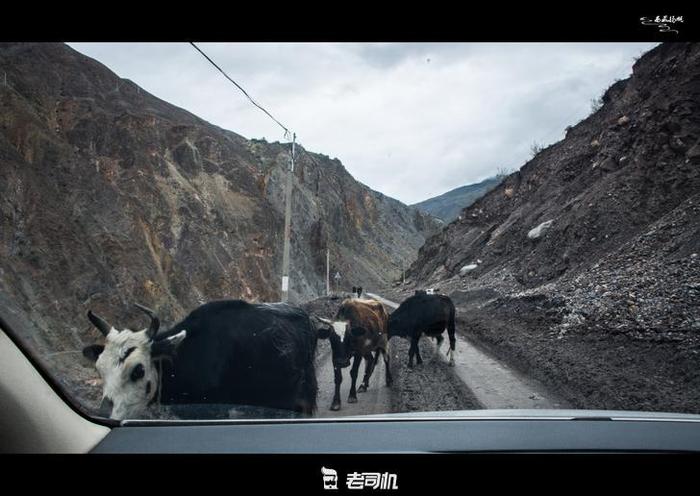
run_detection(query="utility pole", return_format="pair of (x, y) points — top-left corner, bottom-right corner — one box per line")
(280, 133), (296, 302)
(326, 248), (330, 296)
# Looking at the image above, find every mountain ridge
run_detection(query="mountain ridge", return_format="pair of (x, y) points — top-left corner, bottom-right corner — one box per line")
(412, 176), (503, 223)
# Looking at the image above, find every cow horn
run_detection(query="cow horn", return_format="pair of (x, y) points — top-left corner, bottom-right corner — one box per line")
(87, 310), (112, 337)
(134, 303), (160, 339)
(317, 317), (333, 325)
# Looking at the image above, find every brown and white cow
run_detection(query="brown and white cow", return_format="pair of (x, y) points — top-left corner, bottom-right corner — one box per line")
(319, 298), (392, 411)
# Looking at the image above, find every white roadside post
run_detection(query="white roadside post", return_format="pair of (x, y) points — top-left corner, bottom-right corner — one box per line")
(334, 271), (341, 295)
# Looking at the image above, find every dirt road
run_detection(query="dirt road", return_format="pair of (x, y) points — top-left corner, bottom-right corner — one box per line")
(307, 293), (567, 418)
(367, 293), (569, 410)
(314, 339), (393, 417)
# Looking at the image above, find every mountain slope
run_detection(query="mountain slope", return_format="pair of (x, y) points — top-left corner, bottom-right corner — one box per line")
(407, 42), (700, 413)
(412, 176), (502, 222)
(0, 42), (439, 362)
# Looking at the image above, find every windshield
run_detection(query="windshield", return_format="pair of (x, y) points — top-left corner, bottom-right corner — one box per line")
(1, 41), (698, 422)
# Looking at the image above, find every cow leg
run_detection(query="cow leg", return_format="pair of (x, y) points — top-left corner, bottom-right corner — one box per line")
(435, 333), (444, 351)
(348, 355), (361, 403)
(415, 337), (423, 365)
(408, 338), (416, 368)
(447, 311), (456, 367)
(381, 348), (393, 386)
(445, 335), (456, 366)
(358, 352), (378, 393)
(330, 367), (343, 411)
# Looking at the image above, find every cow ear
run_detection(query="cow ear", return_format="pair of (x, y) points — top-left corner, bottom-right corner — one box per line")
(82, 344), (104, 363)
(151, 330), (186, 358)
(351, 327), (366, 337)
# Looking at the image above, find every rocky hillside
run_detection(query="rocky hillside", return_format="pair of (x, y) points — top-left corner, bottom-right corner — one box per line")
(0, 42), (438, 363)
(412, 176), (502, 223)
(408, 42), (700, 413)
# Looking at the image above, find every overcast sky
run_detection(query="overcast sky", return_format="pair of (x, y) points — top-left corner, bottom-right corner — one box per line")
(69, 42), (656, 205)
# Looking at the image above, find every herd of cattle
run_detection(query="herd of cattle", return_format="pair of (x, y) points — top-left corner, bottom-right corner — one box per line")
(82, 291), (457, 420)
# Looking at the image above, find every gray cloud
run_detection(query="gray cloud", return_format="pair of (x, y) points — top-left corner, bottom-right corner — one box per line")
(68, 42), (657, 204)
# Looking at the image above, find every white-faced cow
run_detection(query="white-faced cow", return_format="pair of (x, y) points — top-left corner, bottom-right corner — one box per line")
(82, 300), (324, 420)
(319, 298), (392, 411)
(388, 292), (456, 368)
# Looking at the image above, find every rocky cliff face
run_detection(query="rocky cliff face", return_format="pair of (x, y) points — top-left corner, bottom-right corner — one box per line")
(406, 42), (700, 412)
(0, 42), (438, 362)
(412, 42), (700, 291)
(412, 176), (503, 223)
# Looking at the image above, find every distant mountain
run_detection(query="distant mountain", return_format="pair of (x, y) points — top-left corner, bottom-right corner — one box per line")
(412, 176), (503, 222)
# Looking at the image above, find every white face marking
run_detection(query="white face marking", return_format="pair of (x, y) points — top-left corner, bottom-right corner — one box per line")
(94, 327), (159, 420)
(332, 321), (348, 337)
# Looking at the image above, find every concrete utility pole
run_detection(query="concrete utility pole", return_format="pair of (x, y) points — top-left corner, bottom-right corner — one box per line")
(326, 248), (330, 296)
(280, 133), (296, 302)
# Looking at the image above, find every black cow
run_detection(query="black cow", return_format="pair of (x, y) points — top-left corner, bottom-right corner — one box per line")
(82, 300), (323, 420)
(387, 292), (456, 368)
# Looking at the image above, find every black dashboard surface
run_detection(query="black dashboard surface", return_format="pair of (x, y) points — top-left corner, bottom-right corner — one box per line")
(92, 418), (700, 453)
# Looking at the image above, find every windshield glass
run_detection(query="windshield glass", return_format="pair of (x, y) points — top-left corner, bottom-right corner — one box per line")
(1, 41), (698, 421)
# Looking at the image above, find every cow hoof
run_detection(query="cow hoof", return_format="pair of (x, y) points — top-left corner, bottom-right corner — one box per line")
(358, 384), (367, 393)
(348, 396), (358, 403)
(330, 402), (341, 411)
(449, 359), (456, 367)
(407, 362), (413, 369)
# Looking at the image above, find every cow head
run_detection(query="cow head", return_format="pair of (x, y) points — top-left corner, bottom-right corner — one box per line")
(387, 304), (411, 339)
(316, 317), (355, 369)
(82, 303), (186, 420)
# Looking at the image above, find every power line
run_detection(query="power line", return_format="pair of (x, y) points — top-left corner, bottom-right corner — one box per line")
(189, 42), (290, 138)
(190, 42), (303, 302)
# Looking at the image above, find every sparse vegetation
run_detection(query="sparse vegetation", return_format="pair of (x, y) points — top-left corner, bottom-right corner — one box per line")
(590, 95), (604, 113)
(530, 142), (544, 157)
(496, 166), (514, 179)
